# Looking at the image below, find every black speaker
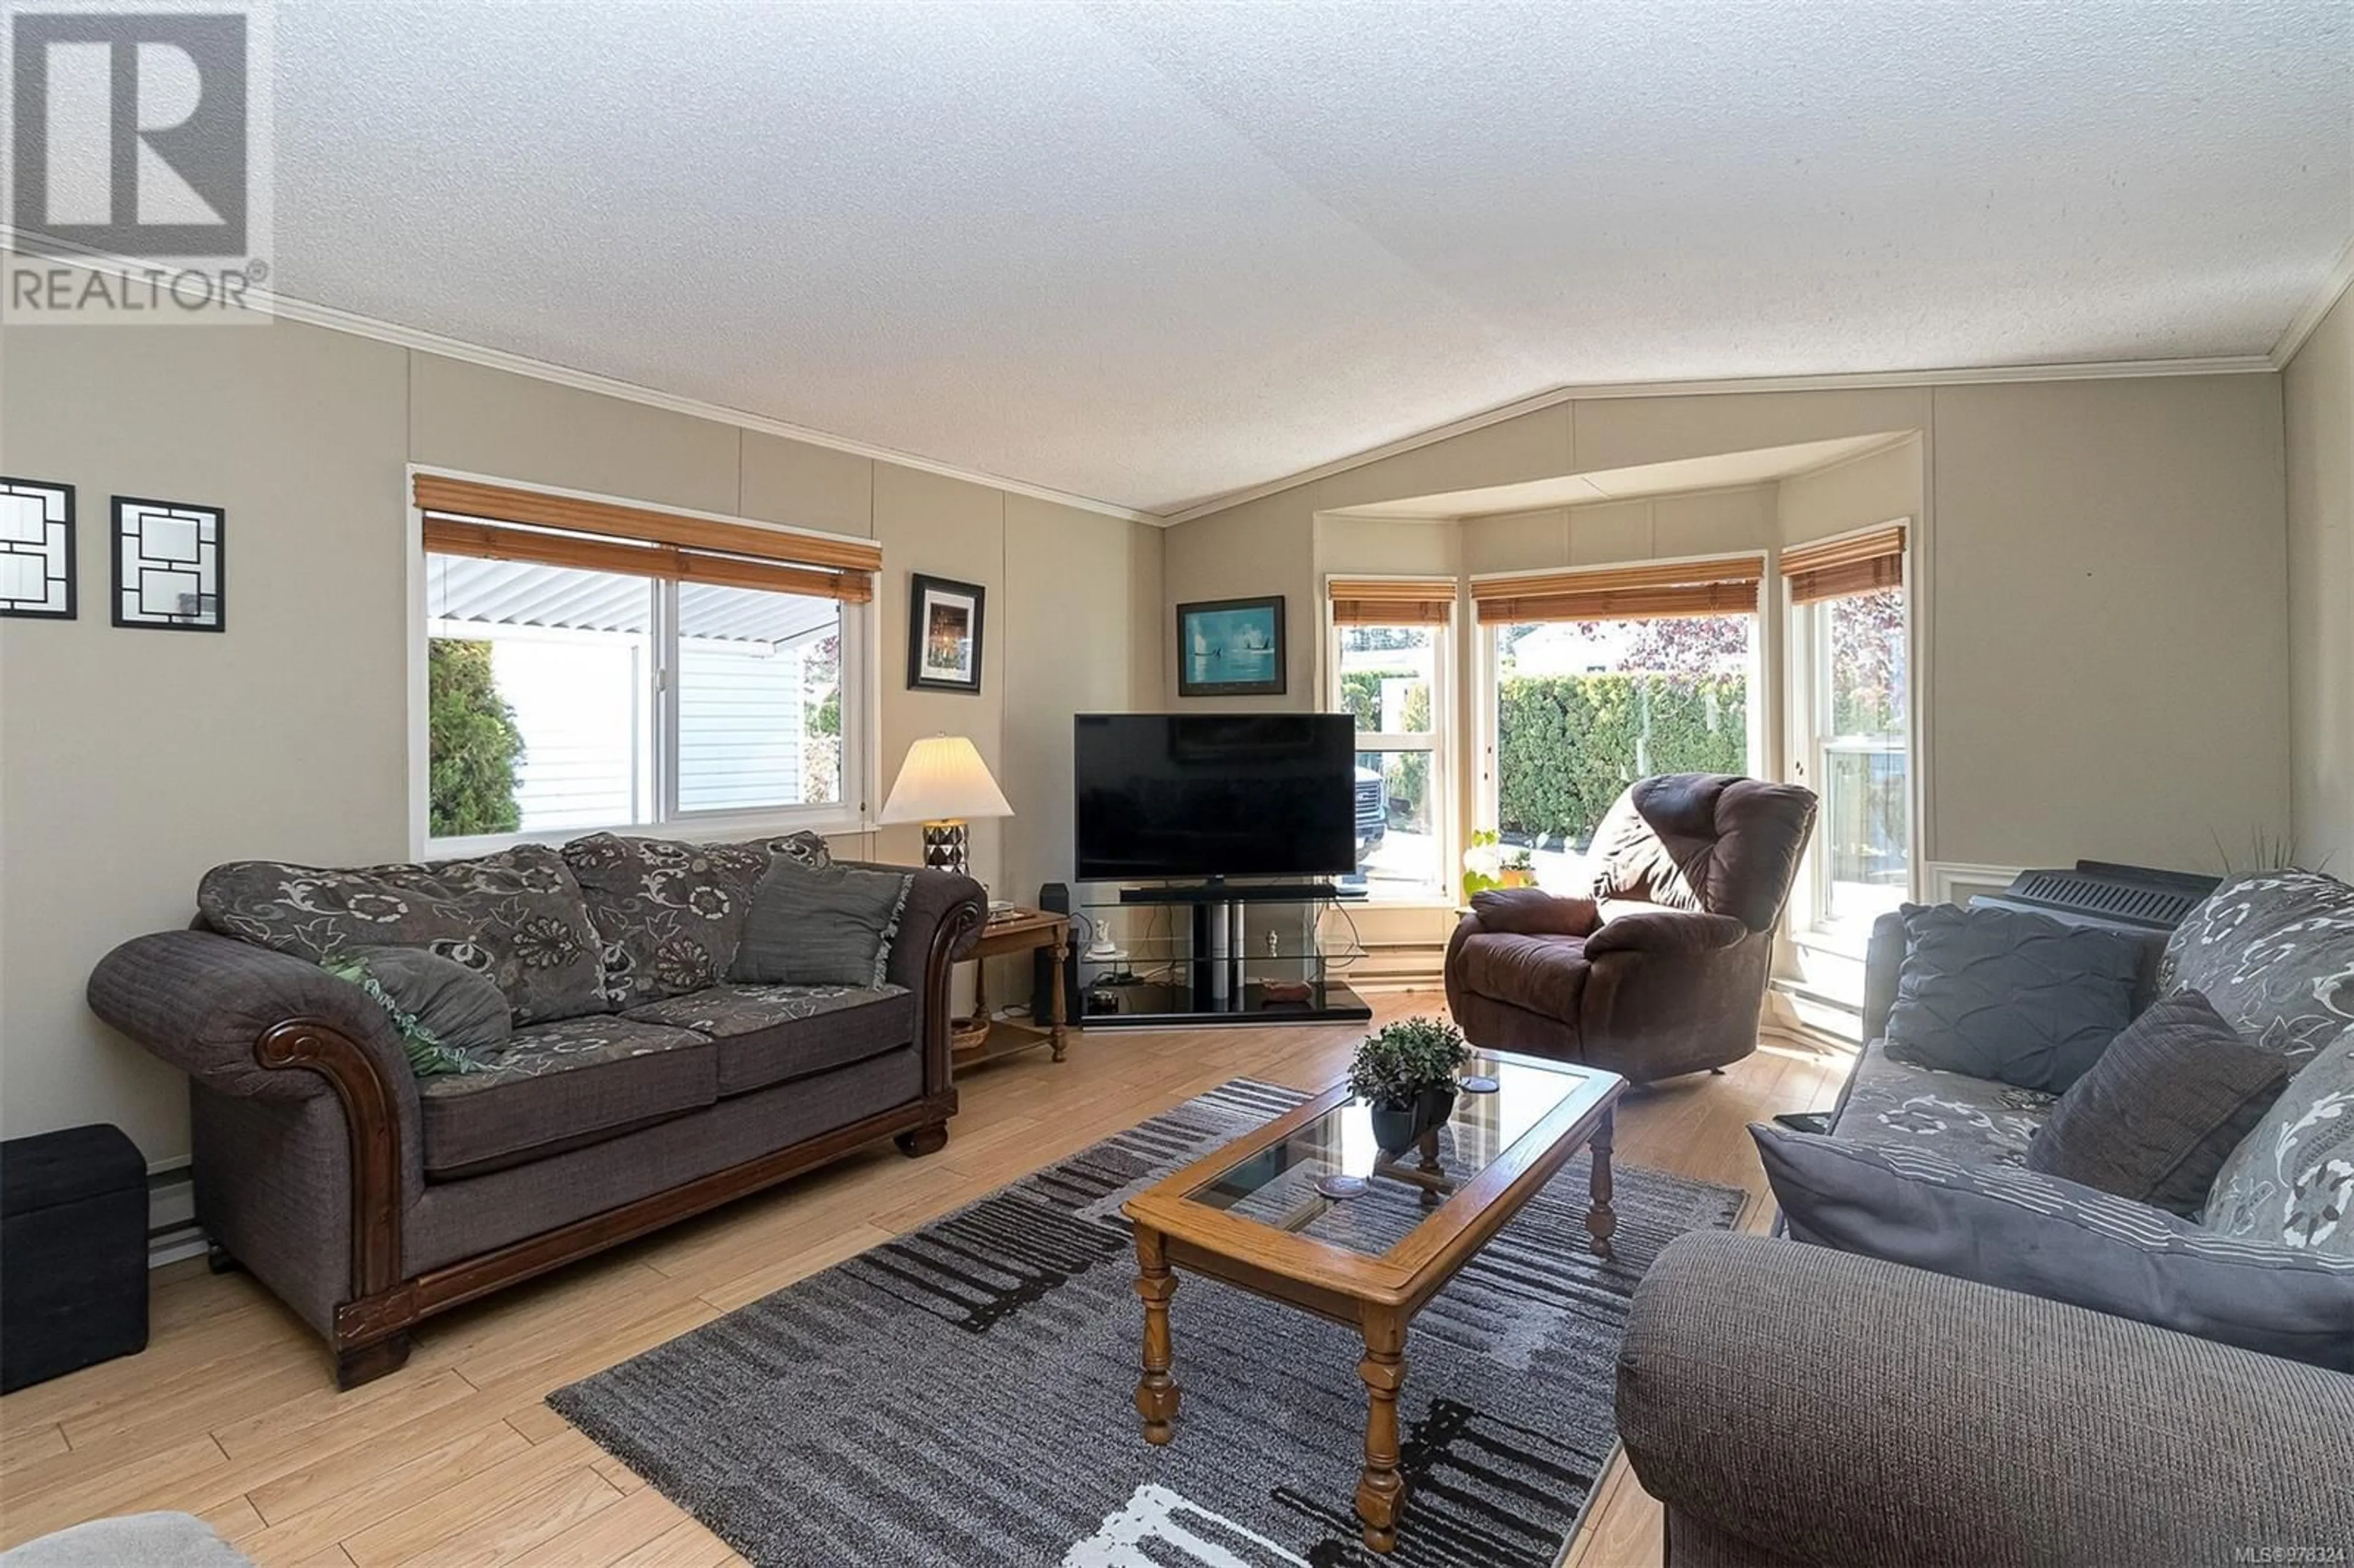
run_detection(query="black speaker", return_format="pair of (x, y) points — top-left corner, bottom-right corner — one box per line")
(1033, 882), (1082, 1027)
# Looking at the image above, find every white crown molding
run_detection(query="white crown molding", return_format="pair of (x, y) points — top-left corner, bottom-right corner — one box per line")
(263, 289), (1165, 525)
(2269, 237), (2354, 370)
(7, 235), (2307, 531)
(0, 236), (1160, 527)
(1160, 353), (2277, 526)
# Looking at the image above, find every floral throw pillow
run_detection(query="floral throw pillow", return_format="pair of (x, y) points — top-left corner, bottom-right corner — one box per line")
(2204, 1024), (2354, 1257)
(563, 833), (770, 1007)
(2162, 869), (2354, 1065)
(199, 845), (607, 1024)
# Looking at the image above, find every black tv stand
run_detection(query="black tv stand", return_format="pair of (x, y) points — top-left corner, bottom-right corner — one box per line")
(1117, 881), (1350, 905)
(1080, 881), (1371, 1030)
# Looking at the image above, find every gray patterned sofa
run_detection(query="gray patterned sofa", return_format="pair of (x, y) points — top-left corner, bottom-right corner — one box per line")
(1617, 869), (2354, 1564)
(88, 834), (985, 1387)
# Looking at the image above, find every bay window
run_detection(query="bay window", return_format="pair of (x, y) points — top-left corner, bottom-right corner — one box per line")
(1327, 577), (1456, 901)
(1472, 557), (1763, 886)
(411, 473), (874, 854)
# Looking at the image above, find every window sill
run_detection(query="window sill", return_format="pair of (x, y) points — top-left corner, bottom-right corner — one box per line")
(424, 809), (875, 861)
(1793, 920), (1876, 961)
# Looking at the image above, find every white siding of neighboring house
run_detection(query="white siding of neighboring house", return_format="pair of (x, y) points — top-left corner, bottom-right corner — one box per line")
(427, 556), (832, 832)
(487, 630), (650, 831)
(459, 627), (809, 828)
(677, 636), (806, 814)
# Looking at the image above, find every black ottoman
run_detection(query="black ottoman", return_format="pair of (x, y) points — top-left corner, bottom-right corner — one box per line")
(1, 1124), (149, 1391)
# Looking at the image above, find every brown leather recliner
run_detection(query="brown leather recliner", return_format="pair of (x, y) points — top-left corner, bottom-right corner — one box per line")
(1444, 774), (1818, 1082)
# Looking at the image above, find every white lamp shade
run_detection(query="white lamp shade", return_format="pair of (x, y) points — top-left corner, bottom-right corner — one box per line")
(878, 734), (1013, 824)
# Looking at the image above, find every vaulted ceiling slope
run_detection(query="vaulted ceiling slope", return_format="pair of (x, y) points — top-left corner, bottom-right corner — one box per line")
(276, 1), (2350, 517)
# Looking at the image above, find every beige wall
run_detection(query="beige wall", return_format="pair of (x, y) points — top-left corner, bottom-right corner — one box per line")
(1184, 375), (2293, 885)
(1926, 377), (2286, 867)
(0, 306), (1161, 1165)
(2286, 288), (2353, 872)
(1460, 484), (1781, 576)
(1775, 437), (1922, 546)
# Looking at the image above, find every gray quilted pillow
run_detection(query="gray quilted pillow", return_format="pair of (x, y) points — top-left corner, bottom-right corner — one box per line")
(2205, 1024), (2354, 1257)
(1754, 1123), (2354, 1369)
(1884, 903), (2142, 1093)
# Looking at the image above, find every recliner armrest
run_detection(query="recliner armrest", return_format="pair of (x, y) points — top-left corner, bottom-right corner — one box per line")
(1583, 909), (1748, 958)
(1468, 888), (1601, 937)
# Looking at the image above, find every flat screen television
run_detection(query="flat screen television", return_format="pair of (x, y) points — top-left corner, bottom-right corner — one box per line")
(1074, 712), (1357, 882)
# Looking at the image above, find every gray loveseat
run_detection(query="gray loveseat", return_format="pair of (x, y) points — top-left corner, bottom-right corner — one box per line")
(1617, 871), (2354, 1563)
(89, 835), (983, 1387)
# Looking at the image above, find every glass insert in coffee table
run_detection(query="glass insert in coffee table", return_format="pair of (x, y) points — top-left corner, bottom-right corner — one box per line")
(1182, 1053), (1596, 1257)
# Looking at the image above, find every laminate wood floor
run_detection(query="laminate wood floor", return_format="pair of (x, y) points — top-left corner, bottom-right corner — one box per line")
(0, 992), (1848, 1568)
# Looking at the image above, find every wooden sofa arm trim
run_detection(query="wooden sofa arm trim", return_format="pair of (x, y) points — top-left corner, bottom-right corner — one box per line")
(923, 900), (986, 1098)
(255, 1018), (405, 1310)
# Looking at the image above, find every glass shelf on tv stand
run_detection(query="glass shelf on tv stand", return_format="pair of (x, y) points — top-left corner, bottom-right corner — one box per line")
(1075, 884), (1370, 1030)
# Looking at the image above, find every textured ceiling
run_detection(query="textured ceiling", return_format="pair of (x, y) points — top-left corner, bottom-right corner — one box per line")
(272, 1), (2351, 516)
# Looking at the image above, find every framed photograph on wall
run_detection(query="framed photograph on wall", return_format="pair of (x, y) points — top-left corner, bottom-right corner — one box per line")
(907, 573), (985, 694)
(1176, 595), (1286, 697)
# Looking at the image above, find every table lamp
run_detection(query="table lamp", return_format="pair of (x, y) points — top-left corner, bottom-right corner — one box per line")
(878, 734), (1013, 879)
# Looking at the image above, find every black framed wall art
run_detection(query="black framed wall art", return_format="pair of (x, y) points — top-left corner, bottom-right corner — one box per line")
(906, 573), (985, 694)
(1176, 595), (1286, 696)
(112, 496), (224, 631)
(0, 478), (76, 620)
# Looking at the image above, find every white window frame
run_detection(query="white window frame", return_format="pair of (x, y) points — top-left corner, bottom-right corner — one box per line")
(1325, 590), (1455, 906)
(1472, 592), (1765, 863)
(406, 466), (877, 858)
(1781, 520), (1916, 945)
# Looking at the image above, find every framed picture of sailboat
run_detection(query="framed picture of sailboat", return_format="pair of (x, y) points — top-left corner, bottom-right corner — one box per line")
(1176, 595), (1286, 697)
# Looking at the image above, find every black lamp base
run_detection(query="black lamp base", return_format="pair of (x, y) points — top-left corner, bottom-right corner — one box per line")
(921, 821), (970, 878)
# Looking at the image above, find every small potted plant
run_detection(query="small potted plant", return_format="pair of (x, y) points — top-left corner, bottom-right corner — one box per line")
(1498, 847), (1537, 889)
(1348, 1016), (1470, 1153)
(1461, 830), (1504, 902)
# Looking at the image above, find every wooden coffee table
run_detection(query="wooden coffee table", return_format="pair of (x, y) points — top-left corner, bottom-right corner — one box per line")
(1121, 1049), (1625, 1555)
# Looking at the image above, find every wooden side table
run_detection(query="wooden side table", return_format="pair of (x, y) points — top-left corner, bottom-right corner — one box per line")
(951, 907), (1070, 1068)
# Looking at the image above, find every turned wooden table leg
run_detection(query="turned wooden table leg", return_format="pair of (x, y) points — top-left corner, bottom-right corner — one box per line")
(1133, 1224), (1180, 1444)
(1355, 1308), (1408, 1554)
(1588, 1107), (1617, 1260)
(1414, 1128), (1443, 1205)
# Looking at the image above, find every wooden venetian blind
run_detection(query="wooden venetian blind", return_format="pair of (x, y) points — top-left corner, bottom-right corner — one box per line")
(1780, 525), (1906, 604)
(413, 474), (881, 603)
(1471, 555), (1764, 623)
(1327, 576), (1457, 626)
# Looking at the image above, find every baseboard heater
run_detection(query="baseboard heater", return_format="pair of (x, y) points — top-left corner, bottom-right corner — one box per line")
(1969, 860), (2219, 935)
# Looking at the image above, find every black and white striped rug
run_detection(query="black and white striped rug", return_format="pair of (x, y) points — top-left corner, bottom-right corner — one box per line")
(549, 1079), (1745, 1568)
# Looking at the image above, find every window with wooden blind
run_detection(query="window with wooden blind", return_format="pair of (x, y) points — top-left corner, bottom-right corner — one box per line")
(1475, 555), (1761, 874)
(411, 472), (872, 850)
(1326, 576), (1455, 900)
(1783, 523), (1911, 934)
(1469, 555), (1764, 623)
(1780, 524), (1905, 604)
